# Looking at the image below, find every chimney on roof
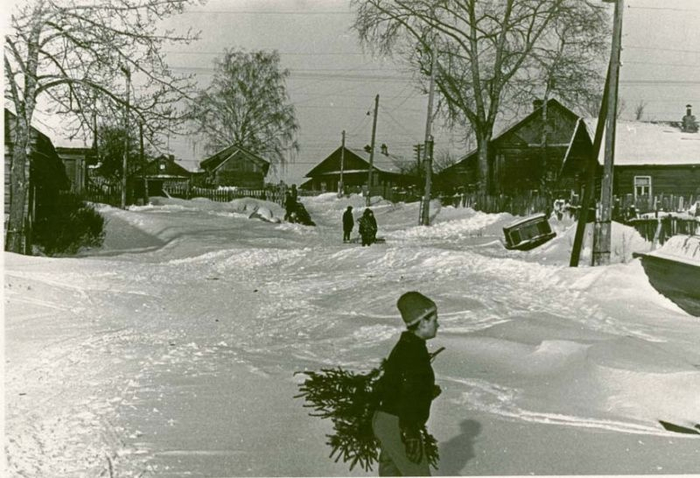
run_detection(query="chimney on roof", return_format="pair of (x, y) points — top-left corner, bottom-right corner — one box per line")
(380, 143), (388, 155)
(169, 154), (175, 162)
(682, 104), (698, 133)
(533, 99), (544, 111)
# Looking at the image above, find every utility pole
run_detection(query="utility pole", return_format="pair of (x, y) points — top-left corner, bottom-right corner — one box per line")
(367, 94), (379, 207)
(413, 143), (422, 171)
(593, 0), (624, 266)
(570, 64), (611, 267)
(420, 37), (438, 226)
(420, 136), (434, 225)
(338, 130), (345, 198)
(120, 65), (131, 210)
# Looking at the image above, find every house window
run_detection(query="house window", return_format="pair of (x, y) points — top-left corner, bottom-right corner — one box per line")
(634, 176), (651, 199)
(159, 163), (166, 170)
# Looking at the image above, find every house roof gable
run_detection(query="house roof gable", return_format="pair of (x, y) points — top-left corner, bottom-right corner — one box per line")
(132, 155), (191, 179)
(304, 145), (410, 178)
(200, 143), (271, 172)
(442, 98), (581, 172)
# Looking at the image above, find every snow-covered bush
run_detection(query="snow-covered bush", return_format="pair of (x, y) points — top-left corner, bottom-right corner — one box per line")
(33, 193), (105, 256)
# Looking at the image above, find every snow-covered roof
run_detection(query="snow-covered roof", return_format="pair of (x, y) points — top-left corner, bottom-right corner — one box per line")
(347, 147), (408, 174)
(176, 159), (203, 173)
(583, 119), (700, 166)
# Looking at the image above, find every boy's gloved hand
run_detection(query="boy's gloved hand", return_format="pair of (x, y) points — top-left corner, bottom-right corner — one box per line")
(402, 428), (423, 464)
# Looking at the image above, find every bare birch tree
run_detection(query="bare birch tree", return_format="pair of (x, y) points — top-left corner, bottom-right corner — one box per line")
(187, 49), (299, 170)
(4, 0), (200, 253)
(353, 0), (609, 194)
(634, 99), (647, 121)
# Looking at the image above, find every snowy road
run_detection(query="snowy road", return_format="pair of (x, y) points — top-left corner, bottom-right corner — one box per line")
(5, 194), (700, 476)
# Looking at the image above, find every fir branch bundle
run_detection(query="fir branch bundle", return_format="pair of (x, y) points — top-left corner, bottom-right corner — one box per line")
(295, 364), (440, 472)
(295, 367), (382, 471)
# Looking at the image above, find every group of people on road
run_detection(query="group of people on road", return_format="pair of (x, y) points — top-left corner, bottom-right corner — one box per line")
(342, 206), (378, 246)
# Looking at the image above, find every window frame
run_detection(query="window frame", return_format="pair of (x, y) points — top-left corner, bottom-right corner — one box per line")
(633, 175), (652, 199)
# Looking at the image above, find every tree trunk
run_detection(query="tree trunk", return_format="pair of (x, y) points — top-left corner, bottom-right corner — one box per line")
(6, 115), (31, 254)
(476, 130), (492, 195)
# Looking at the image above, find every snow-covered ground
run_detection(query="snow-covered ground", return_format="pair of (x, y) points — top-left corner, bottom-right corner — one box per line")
(4, 193), (700, 477)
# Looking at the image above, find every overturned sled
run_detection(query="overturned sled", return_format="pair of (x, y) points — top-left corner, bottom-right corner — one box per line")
(502, 213), (556, 251)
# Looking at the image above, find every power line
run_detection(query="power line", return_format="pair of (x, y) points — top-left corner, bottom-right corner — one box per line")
(628, 6), (700, 12)
(180, 10), (354, 15)
(628, 99), (700, 103)
(620, 80), (700, 84)
(626, 46), (700, 54)
(625, 60), (700, 68)
(288, 61), (377, 98)
(168, 65), (411, 81)
(165, 50), (367, 56)
(293, 92), (420, 99)
(380, 105), (421, 138)
(169, 65), (700, 85)
(295, 105), (379, 111)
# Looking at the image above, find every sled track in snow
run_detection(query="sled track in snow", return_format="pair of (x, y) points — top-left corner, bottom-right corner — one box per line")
(444, 376), (690, 438)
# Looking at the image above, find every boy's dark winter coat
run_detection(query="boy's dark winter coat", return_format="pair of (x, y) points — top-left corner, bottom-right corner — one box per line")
(377, 332), (435, 434)
(343, 209), (354, 231)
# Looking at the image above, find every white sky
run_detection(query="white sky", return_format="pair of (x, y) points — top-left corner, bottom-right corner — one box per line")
(6, 0), (700, 184)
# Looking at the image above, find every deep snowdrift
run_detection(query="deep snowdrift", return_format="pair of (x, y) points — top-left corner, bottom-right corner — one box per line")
(4, 194), (699, 477)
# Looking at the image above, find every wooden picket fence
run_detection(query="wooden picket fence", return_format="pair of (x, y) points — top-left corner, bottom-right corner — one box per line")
(628, 216), (700, 245)
(84, 180), (287, 208)
(84, 180), (122, 207)
(616, 193), (697, 216)
(447, 192), (554, 216)
(164, 183), (285, 206)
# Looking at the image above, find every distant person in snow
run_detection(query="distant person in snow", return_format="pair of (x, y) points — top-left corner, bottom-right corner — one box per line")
(373, 291), (443, 476)
(358, 208), (377, 246)
(552, 198), (566, 221)
(284, 191), (296, 222)
(342, 206), (354, 242)
(294, 200), (316, 226)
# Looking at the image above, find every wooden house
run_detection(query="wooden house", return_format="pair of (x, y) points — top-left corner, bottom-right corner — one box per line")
(437, 99), (583, 195)
(303, 144), (416, 197)
(4, 109), (70, 252)
(131, 154), (191, 201)
(199, 144), (270, 188)
(56, 146), (97, 194)
(561, 113), (700, 211)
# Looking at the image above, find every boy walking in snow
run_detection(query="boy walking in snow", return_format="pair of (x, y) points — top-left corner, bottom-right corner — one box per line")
(373, 291), (442, 476)
(342, 206), (354, 242)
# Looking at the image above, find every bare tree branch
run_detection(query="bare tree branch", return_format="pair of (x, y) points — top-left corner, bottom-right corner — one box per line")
(351, 0), (609, 194)
(187, 48), (299, 170)
(4, 0), (202, 253)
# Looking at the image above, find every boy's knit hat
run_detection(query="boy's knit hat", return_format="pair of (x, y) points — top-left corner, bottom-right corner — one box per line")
(397, 291), (437, 327)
